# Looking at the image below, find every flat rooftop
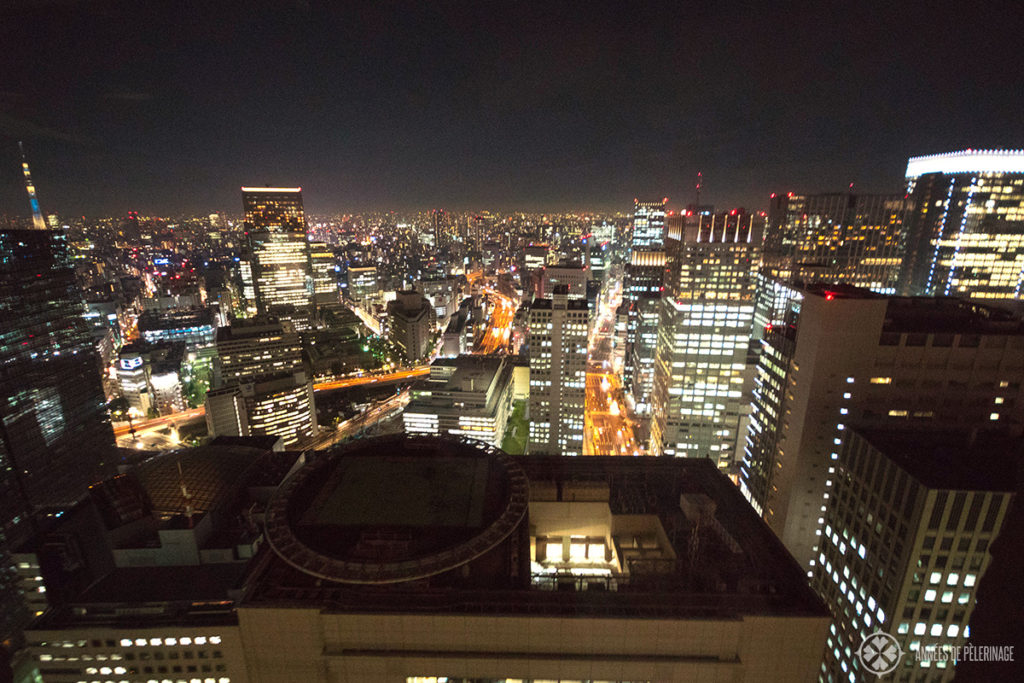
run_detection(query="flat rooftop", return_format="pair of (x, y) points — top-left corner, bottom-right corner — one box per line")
(248, 437), (826, 620)
(855, 429), (1023, 492)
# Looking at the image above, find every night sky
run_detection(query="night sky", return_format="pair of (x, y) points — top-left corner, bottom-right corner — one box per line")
(1, 0), (1022, 217)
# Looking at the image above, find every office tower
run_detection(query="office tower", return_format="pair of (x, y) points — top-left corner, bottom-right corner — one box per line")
(650, 211), (762, 466)
(899, 149), (1024, 300)
(540, 263), (589, 297)
(242, 187), (314, 330)
(206, 317), (315, 446)
(346, 263), (379, 306)
(742, 285), (1024, 569)
(386, 289), (434, 363)
(237, 258), (258, 316)
(763, 192), (909, 293)
(814, 429), (1017, 682)
(630, 198), (667, 250)
(403, 355), (515, 447)
(528, 285), (588, 454)
(309, 241), (338, 304)
(0, 229), (115, 545)
(623, 199), (668, 418)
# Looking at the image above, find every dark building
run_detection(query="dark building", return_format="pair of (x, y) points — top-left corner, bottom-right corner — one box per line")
(0, 229), (115, 544)
(0, 228), (115, 649)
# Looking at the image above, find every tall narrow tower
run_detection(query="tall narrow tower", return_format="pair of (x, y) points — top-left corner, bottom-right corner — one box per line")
(18, 142), (47, 230)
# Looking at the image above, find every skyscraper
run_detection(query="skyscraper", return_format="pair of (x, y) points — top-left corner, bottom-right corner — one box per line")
(623, 199), (667, 418)
(742, 285), (1024, 569)
(650, 210), (762, 466)
(899, 149), (1024, 300)
(242, 187), (314, 330)
(0, 228), (116, 654)
(387, 289), (434, 363)
(814, 428), (1017, 682)
(0, 229), (115, 545)
(206, 317), (315, 446)
(763, 192), (909, 293)
(528, 285), (588, 454)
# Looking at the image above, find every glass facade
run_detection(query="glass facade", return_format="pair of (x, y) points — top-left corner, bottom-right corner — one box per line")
(0, 229), (115, 546)
(243, 188), (314, 329)
(764, 192), (908, 293)
(901, 152), (1024, 300)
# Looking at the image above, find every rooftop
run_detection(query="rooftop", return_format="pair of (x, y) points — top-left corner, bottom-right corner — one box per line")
(247, 435), (825, 620)
(855, 429), (1023, 492)
(906, 149), (1024, 178)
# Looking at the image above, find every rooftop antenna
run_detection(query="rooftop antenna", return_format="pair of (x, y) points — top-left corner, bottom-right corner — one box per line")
(695, 171), (703, 209)
(18, 142), (47, 230)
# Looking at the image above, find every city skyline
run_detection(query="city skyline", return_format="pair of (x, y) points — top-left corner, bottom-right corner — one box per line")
(2, 2), (1023, 216)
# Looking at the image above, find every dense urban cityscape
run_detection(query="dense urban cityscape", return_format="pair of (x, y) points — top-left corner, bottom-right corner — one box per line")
(2, 3), (1024, 683)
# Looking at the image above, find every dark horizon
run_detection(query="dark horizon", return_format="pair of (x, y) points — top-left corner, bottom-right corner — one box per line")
(2, 0), (1022, 217)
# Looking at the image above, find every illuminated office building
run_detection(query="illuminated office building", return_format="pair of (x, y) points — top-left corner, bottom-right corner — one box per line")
(814, 429), (1016, 683)
(207, 317), (314, 446)
(243, 187), (314, 330)
(528, 286), (588, 455)
(764, 192), (909, 293)
(403, 355), (515, 447)
(899, 149), (1024, 301)
(630, 198), (667, 250)
(742, 285), (1024, 569)
(623, 199), (668, 417)
(650, 211), (761, 466)
(309, 241), (338, 305)
(346, 264), (379, 307)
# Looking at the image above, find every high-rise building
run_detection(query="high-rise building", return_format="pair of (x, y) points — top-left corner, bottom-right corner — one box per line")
(623, 199), (668, 419)
(206, 317), (315, 446)
(403, 355), (515, 447)
(528, 285), (588, 454)
(899, 149), (1024, 300)
(309, 241), (338, 305)
(742, 284), (1024, 569)
(242, 187), (314, 330)
(764, 192), (909, 293)
(345, 263), (379, 307)
(0, 228), (116, 654)
(630, 198), (667, 250)
(650, 211), (762, 466)
(0, 229), (115, 546)
(386, 289), (434, 363)
(814, 428), (1017, 682)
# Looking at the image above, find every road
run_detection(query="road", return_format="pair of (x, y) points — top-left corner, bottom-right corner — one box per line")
(474, 287), (516, 355)
(309, 389), (411, 450)
(584, 276), (640, 455)
(113, 366), (428, 444)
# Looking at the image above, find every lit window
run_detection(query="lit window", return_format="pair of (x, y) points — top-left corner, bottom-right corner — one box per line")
(942, 591), (953, 603)
(964, 574), (976, 587)
(924, 589), (937, 601)
(546, 542), (563, 562)
(947, 573), (959, 585)
(870, 377), (892, 384)
(990, 413), (1000, 420)
(931, 624), (943, 637)
(948, 624), (960, 638)
(930, 572), (942, 584)
(914, 623), (926, 635)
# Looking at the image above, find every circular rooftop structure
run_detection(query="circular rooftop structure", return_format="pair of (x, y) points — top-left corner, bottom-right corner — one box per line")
(264, 434), (529, 584)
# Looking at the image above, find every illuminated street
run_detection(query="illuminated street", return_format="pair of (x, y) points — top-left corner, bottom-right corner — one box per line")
(584, 277), (640, 455)
(474, 286), (516, 354)
(114, 367), (428, 448)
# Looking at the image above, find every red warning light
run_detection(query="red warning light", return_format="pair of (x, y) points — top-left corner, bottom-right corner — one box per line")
(824, 292), (835, 301)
